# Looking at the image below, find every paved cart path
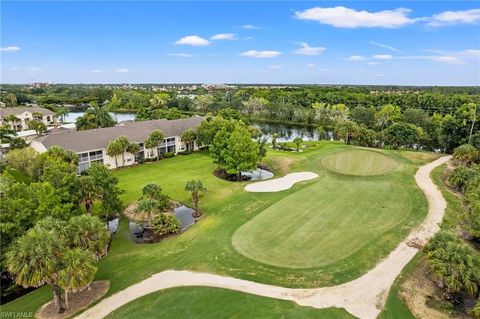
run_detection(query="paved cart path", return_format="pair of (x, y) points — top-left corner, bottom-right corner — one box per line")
(76, 155), (451, 319)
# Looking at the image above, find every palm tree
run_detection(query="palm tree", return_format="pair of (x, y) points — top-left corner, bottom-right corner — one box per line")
(67, 215), (110, 259)
(5, 114), (20, 131)
(127, 142), (141, 161)
(137, 198), (158, 228)
(271, 133), (279, 149)
(144, 130), (165, 161)
(115, 135), (129, 166)
(6, 228), (66, 313)
(58, 248), (97, 310)
(78, 176), (98, 214)
(106, 140), (122, 168)
(76, 101), (116, 130)
(55, 107), (70, 123)
(184, 180), (207, 218)
(181, 129), (197, 151)
(0, 124), (16, 143)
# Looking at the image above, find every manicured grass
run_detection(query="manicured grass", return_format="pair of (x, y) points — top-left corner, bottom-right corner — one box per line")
(321, 149), (398, 176)
(233, 176), (411, 268)
(2, 143), (430, 317)
(104, 287), (355, 319)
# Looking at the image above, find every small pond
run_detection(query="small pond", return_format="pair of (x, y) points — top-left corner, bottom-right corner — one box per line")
(242, 168), (274, 181)
(252, 121), (321, 142)
(63, 112), (136, 123)
(129, 205), (195, 243)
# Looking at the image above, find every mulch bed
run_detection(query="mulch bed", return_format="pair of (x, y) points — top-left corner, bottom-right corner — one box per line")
(36, 280), (110, 319)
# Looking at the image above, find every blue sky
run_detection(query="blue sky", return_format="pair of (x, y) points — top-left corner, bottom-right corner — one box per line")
(1, 1), (479, 85)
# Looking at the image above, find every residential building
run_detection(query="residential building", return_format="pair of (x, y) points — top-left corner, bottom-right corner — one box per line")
(30, 116), (205, 173)
(0, 107), (57, 131)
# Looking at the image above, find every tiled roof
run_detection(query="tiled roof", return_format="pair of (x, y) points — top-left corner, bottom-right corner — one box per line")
(0, 107), (55, 117)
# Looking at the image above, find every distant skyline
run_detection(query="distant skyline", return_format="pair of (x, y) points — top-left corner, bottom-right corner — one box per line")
(1, 1), (479, 85)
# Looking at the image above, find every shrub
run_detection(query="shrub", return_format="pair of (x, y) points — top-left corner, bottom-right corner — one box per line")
(164, 152), (175, 158)
(448, 166), (478, 192)
(179, 151), (192, 155)
(152, 213), (181, 237)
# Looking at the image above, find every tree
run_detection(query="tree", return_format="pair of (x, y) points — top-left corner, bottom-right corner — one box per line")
(4, 114), (20, 131)
(127, 142), (140, 160)
(57, 248), (96, 310)
(67, 215), (110, 259)
(76, 101), (116, 130)
(211, 124), (260, 179)
(149, 93), (170, 109)
(453, 144), (479, 166)
(473, 299), (480, 319)
(77, 176), (98, 214)
(28, 119), (47, 136)
(293, 137), (302, 151)
(384, 122), (422, 149)
(106, 140), (122, 168)
(271, 133), (279, 149)
(375, 104), (401, 130)
(242, 97), (269, 117)
(0, 124), (16, 142)
(335, 120), (359, 145)
(2, 93), (17, 107)
(152, 213), (180, 237)
(456, 103), (478, 144)
(144, 130), (165, 161)
(115, 135), (130, 166)
(184, 180), (207, 217)
(425, 231), (480, 298)
(258, 137), (268, 164)
(137, 198), (158, 228)
(6, 227), (66, 313)
(193, 95), (215, 112)
(181, 129), (197, 151)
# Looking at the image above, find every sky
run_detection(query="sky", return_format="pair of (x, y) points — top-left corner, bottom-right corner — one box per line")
(1, 1), (479, 85)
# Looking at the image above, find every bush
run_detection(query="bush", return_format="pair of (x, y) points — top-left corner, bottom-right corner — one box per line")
(179, 151), (192, 155)
(138, 158), (145, 164)
(164, 152), (175, 158)
(152, 213), (180, 237)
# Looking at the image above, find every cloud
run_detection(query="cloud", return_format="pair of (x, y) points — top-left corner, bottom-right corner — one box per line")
(367, 62), (380, 65)
(242, 24), (259, 29)
(428, 9), (480, 27)
(240, 50), (281, 58)
(397, 55), (466, 64)
(369, 41), (400, 52)
(116, 68), (129, 73)
(1, 46), (20, 52)
(460, 49), (480, 57)
(348, 55), (366, 61)
(293, 42), (326, 56)
(307, 63), (316, 68)
(269, 65), (282, 69)
(211, 33), (236, 40)
(175, 35), (210, 46)
(373, 54), (393, 60)
(168, 53), (194, 57)
(294, 6), (416, 28)
(90, 69), (104, 73)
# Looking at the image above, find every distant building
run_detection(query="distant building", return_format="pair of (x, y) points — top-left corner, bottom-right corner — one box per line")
(30, 116), (205, 173)
(0, 107), (57, 132)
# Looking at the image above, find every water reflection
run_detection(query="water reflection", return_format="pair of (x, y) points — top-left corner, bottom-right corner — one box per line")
(251, 121), (319, 142)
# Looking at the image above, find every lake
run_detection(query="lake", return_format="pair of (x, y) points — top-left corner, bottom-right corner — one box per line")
(63, 112), (318, 142)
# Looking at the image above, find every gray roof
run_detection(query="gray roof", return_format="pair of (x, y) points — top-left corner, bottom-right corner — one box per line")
(34, 116), (206, 153)
(0, 107), (55, 117)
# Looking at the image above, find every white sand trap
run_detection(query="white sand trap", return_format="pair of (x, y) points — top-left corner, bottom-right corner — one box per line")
(245, 172), (318, 192)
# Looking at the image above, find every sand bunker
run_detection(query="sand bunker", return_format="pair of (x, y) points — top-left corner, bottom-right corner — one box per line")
(245, 172), (318, 192)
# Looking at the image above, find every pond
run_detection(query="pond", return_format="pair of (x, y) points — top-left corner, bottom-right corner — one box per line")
(63, 112), (136, 123)
(129, 205), (195, 243)
(241, 168), (274, 181)
(251, 121), (320, 142)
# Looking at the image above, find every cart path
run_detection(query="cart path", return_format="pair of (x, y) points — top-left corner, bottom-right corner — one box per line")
(76, 155), (451, 319)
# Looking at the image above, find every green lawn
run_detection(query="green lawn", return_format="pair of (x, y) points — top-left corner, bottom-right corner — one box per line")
(2, 142), (431, 317)
(233, 176), (411, 268)
(321, 149), (398, 176)
(104, 287), (355, 319)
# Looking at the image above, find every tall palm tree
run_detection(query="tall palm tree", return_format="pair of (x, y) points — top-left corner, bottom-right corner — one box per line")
(76, 101), (116, 130)
(184, 180), (207, 218)
(67, 215), (110, 259)
(55, 107), (70, 123)
(144, 130), (165, 161)
(58, 248), (97, 310)
(6, 227), (66, 313)
(271, 133), (279, 149)
(115, 135), (129, 166)
(181, 129), (197, 151)
(106, 140), (122, 168)
(5, 114), (19, 131)
(137, 198), (158, 228)
(127, 142), (141, 161)
(78, 176), (98, 214)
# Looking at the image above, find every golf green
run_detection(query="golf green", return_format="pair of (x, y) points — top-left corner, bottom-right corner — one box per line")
(232, 176), (411, 268)
(321, 149), (397, 176)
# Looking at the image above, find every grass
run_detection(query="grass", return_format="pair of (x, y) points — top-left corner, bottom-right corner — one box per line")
(321, 149), (398, 176)
(2, 142), (432, 317)
(233, 175), (412, 268)
(104, 287), (355, 319)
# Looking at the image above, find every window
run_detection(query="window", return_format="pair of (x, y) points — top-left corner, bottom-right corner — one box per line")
(78, 152), (89, 162)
